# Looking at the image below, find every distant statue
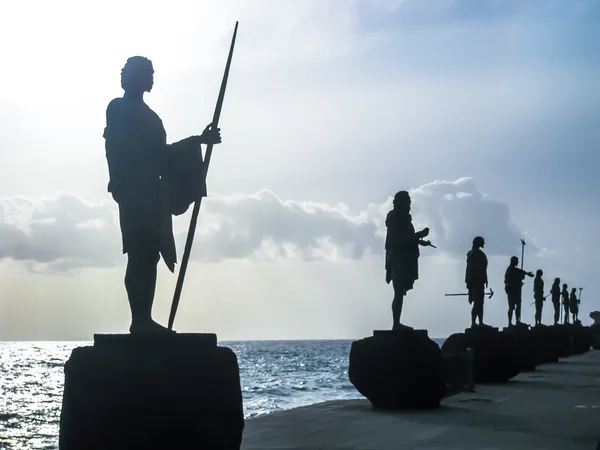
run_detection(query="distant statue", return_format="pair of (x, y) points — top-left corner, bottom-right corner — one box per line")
(103, 56), (221, 333)
(561, 283), (570, 324)
(504, 256), (534, 327)
(385, 191), (432, 330)
(550, 277), (561, 325)
(570, 287), (579, 323)
(465, 236), (489, 328)
(533, 269), (544, 326)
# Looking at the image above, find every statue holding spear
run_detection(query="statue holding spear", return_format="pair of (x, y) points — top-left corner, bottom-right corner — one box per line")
(103, 23), (238, 334)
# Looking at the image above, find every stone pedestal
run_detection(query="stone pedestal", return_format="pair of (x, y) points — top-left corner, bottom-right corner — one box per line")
(570, 324), (592, 354)
(501, 326), (537, 371)
(442, 348), (475, 394)
(591, 324), (600, 350)
(442, 326), (520, 383)
(59, 333), (244, 450)
(550, 325), (574, 358)
(530, 325), (560, 363)
(348, 328), (445, 409)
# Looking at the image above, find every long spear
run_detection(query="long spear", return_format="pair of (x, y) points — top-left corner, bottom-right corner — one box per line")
(445, 288), (494, 299)
(168, 21), (239, 330)
(520, 238), (526, 269)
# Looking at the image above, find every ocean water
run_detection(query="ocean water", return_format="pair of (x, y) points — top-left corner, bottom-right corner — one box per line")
(0, 338), (445, 449)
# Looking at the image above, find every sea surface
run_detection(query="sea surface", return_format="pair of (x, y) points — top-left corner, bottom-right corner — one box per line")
(0, 338), (445, 449)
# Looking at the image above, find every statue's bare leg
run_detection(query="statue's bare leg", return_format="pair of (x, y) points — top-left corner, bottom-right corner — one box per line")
(125, 249), (170, 333)
(391, 275), (412, 330)
(392, 292), (404, 330)
(470, 303), (477, 328)
(478, 301), (485, 326)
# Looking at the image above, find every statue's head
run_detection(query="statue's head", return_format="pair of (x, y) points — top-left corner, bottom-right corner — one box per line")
(393, 190), (411, 213)
(554, 277), (560, 285)
(473, 236), (485, 249)
(510, 256), (519, 266)
(121, 56), (154, 94)
(536, 269), (543, 277)
(563, 283), (568, 289)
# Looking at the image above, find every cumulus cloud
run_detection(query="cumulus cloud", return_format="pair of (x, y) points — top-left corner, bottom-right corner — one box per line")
(407, 178), (535, 257)
(0, 194), (121, 273)
(0, 178), (545, 273)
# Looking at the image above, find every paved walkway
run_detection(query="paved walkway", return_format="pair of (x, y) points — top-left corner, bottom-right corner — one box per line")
(242, 350), (600, 450)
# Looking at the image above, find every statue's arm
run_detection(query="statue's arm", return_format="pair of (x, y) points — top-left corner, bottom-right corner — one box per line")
(388, 228), (422, 246)
(480, 253), (489, 285)
(104, 98), (144, 202)
(104, 99), (136, 198)
(167, 137), (199, 151)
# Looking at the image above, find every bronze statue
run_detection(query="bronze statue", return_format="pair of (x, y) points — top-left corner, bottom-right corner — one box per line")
(550, 277), (561, 325)
(533, 269), (544, 326)
(465, 236), (489, 328)
(385, 191), (433, 330)
(504, 256), (534, 327)
(561, 283), (570, 324)
(103, 56), (221, 333)
(570, 287), (579, 323)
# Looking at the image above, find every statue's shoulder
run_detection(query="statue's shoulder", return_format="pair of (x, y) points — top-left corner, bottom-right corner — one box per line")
(105, 97), (128, 120)
(385, 209), (394, 227)
(107, 97), (126, 110)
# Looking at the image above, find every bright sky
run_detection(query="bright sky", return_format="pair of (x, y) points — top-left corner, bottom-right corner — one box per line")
(0, 0), (598, 340)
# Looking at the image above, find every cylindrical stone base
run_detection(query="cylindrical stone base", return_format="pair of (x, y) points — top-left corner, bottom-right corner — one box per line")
(59, 333), (244, 450)
(349, 329), (445, 409)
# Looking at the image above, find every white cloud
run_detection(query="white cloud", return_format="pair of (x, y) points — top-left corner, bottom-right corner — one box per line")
(0, 178), (545, 273)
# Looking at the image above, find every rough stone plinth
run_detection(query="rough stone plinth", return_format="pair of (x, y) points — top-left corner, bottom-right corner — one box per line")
(530, 325), (560, 363)
(349, 328), (445, 409)
(550, 325), (574, 357)
(569, 324), (592, 354)
(590, 312), (600, 350)
(501, 326), (537, 371)
(442, 327), (520, 383)
(591, 326), (600, 350)
(442, 348), (475, 394)
(59, 333), (244, 450)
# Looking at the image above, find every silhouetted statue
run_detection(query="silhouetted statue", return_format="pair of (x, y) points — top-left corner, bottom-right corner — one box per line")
(103, 56), (221, 334)
(465, 236), (489, 328)
(385, 191), (432, 330)
(550, 277), (561, 325)
(561, 283), (570, 324)
(570, 287), (579, 323)
(504, 256), (534, 327)
(533, 269), (544, 326)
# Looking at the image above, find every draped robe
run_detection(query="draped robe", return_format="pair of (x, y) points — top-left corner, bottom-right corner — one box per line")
(465, 247), (488, 289)
(385, 209), (420, 292)
(103, 97), (207, 272)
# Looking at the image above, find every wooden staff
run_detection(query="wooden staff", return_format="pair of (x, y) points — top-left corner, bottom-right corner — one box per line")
(168, 21), (239, 330)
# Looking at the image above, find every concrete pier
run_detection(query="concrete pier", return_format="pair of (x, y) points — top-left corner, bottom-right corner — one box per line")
(242, 350), (600, 450)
